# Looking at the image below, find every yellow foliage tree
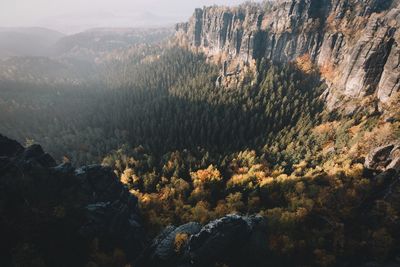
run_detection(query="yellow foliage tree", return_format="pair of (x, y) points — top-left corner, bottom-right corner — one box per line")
(174, 233), (189, 253)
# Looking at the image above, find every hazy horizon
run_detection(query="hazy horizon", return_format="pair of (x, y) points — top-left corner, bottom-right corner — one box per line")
(0, 0), (262, 34)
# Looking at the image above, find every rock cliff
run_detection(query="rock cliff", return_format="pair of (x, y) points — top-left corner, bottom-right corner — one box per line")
(0, 134), (144, 266)
(175, 0), (400, 110)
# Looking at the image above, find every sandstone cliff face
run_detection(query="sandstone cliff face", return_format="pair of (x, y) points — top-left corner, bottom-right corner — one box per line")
(176, 0), (400, 110)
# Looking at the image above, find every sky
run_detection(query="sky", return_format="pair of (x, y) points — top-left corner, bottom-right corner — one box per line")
(0, 0), (260, 34)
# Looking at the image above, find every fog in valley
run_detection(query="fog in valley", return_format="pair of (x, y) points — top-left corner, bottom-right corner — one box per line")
(1, 0), (254, 33)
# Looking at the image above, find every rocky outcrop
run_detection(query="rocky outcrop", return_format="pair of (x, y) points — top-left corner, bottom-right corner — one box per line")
(0, 134), (24, 156)
(136, 214), (269, 267)
(365, 144), (400, 172)
(137, 222), (202, 265)
(176, 0), (400, 110)
(0, 134), (144, 266)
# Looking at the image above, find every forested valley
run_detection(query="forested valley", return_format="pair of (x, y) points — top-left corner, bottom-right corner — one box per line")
(2, 44), (400, 265)
(1, 1), (400, 266)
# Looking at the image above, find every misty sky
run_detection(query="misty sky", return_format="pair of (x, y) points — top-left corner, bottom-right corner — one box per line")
(0, 0), (261, 34)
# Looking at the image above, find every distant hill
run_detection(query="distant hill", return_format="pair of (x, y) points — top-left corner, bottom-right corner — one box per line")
(0, 27), (65, 58)
(0, 26), (172, 61)
(0, 56), (97, 84)
(53, 27), (173, 60)
(0, 27), (173, 83)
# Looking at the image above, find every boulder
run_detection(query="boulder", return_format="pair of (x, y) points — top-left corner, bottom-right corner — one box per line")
(155, 222), (202, 260)
(365, 144), (400, 171)
(136, 222), (202, 267)
(138, 214), (269, 267)
(187, 214), (253, 265)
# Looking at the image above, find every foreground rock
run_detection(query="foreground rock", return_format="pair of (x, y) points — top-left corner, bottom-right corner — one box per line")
(0, 134), (144, 266)
(136, 214), (269, 267)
